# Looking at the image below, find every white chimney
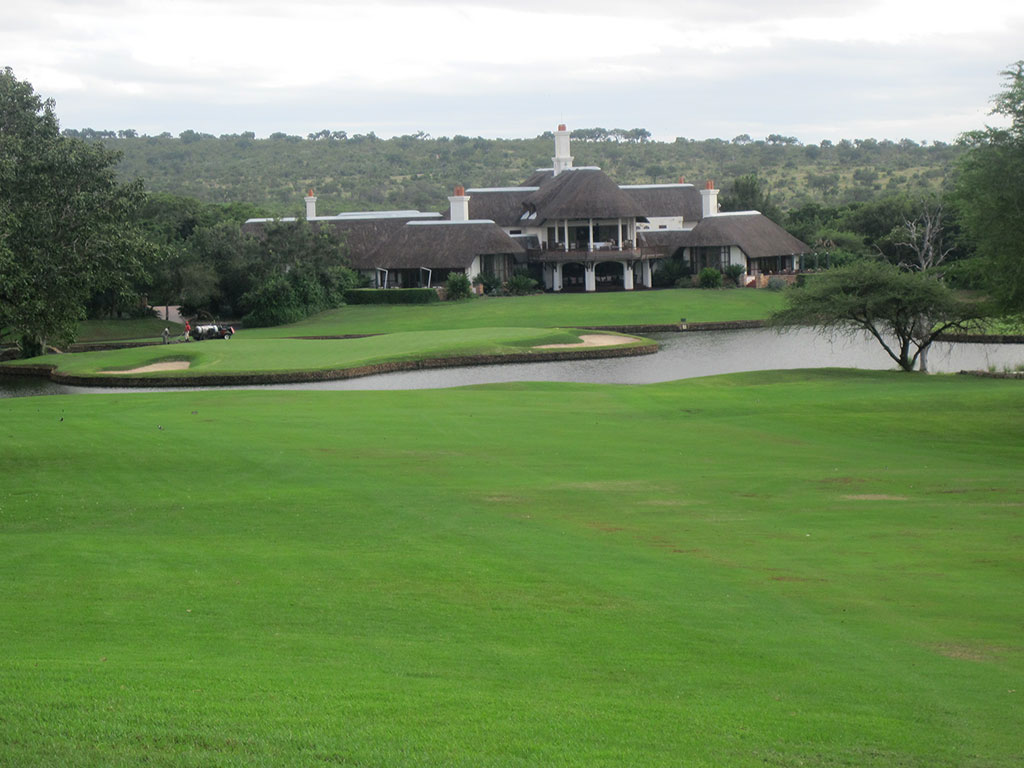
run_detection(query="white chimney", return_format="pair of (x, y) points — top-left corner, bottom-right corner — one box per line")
(304, 189), (318, 219)
(552, 123), (573, 176)
(700, 180), (719, 218)
(448, 185), (470, 222)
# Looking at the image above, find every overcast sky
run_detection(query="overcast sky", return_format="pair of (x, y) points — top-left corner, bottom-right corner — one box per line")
(3, 0), (1022, 143)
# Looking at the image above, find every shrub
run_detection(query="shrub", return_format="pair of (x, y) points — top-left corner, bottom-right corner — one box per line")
(506, 272), (539, 295)
(445, 272), (473, 300)
(472, 273), (503, 295)
(767, 276), (788, 291)
(343, 288), (439, 305)
(698, 267), (723, 289)
(653, 258), (691, 288)
(723, 264), (746, 287)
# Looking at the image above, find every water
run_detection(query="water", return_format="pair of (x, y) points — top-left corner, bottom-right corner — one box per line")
(2, 328), (1022, 398)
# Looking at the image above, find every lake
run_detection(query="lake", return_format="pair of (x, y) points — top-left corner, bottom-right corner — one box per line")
(2, 328), (1022, 398)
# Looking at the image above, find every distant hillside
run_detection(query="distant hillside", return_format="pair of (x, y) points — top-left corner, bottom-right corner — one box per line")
(69, 129), (964, 217)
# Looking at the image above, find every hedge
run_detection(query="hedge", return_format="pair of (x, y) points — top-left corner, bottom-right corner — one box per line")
(343, 288), (440, 305)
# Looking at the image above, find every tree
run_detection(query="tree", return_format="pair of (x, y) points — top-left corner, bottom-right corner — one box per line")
(955, 61), (1024, 313)
(769, 261), (982, 372)
(0, 68), (153, 357)
(888, 198), (955, 272)
(719, 174), (783, 223)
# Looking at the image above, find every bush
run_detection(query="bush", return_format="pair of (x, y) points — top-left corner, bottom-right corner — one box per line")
(343, 288), (439, 305)
(472, 273), (503, 295)
(698, 268), (723, 289)
(723, 264), (746, 287)
(445, 272), (473, 300)
(767, 276), (788, 291)
(240, 276), (307, 327)
(652, 258), (691, 288)
(506, 272), (539, 296)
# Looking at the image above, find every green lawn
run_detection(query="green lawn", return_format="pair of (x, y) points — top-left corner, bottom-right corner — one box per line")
(7, 328), (646, 378)
(1, 370), (1021, 766)
(243, 289), (784, 338)
(76, 316), (184, 343)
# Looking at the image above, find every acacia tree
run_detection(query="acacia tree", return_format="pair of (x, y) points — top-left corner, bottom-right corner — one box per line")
(770, 261), (981, 372)
(0, 68), (152, 357)
(955, 61), (1024, 313)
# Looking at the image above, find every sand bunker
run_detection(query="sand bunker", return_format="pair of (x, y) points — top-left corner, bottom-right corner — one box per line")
(102, 361), (191, 374)
(536, 334), (633, 349)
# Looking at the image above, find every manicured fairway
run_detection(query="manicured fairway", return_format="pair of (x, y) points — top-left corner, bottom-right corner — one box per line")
(1, 371), (1022, 766)
(9, 327), (641, 379)
(244, 289), (785, 337)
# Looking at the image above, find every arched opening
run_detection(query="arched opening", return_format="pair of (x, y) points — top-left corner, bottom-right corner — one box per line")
(595, 261), (625, 290)
(561, 262), (587, 291)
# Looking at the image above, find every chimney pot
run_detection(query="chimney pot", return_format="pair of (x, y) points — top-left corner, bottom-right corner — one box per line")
(454, 185), (465, 196)
(679, 176), (685, 184)
(706, 180), (714, 189)
(558, 124), (566, 131)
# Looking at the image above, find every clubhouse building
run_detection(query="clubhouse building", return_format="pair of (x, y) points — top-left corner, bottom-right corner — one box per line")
(244, 126), (809, 291)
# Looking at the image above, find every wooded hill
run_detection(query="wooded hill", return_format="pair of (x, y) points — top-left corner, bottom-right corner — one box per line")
(67, 128), (963, 217)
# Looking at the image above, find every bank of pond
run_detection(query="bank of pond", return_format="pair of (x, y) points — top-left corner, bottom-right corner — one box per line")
(2, 327), (1022, 398)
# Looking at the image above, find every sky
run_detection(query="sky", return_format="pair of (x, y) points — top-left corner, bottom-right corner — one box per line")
(3, 0), (1022, 143)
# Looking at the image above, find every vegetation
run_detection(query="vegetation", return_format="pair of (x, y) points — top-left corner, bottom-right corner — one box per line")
(1, 372), (1021, 766)
(699, 267), (723, 289)
(955, 60), (1024, 313)
(0, 68), (154, 357)
(445, 271), (473, 301)
(68, 127), (963, 219)
(770, 261), (982, 371)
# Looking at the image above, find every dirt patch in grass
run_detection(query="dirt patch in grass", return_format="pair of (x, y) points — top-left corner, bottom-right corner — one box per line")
(842, 494), (909, 501)
(929, 642), (1008, 662)
(535, 334), (634, 349)
(101, 361), (191, 374)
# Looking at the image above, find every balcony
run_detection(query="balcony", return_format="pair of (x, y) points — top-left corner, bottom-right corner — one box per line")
(525, 242), (667, 263)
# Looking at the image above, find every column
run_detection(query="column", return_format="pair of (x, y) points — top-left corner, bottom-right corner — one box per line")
(641, 260), (652, 288)
(623, 261), (634, 291)
(584, 263), (596, 292)
(553, 263), (563, 292)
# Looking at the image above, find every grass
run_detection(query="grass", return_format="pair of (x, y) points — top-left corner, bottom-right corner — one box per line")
(1, 370), (1022, 766)
(241, 289), (784, 338)
(76, 316), (184, 343)
(6, 328), (646, 378)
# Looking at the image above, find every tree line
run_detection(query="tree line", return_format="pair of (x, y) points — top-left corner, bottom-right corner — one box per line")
(60, 123), (962, 219)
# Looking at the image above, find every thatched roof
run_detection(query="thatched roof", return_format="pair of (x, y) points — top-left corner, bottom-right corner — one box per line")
(519, 168), (647, 224)
(639, 213), (810, 259)
(460, 188), (537, 227)
(621, 184), (702, 220)
(368, 221), (524, 270)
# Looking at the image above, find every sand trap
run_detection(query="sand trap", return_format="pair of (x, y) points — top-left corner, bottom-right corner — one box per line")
(536, 334), (632, 349)
(102, 361), (191, 374)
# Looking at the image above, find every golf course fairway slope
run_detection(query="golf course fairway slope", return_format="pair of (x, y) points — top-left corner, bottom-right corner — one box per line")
(1, 369), (1021, 767)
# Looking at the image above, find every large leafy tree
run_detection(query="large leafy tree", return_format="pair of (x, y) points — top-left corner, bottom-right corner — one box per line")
(770, 261), (982, 372)
(955, 61), (1024, 313)
(0, 68), (152, 357)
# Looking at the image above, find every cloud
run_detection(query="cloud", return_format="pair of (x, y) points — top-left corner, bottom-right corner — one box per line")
(3, 0), (1022, 141)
